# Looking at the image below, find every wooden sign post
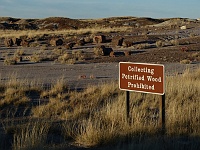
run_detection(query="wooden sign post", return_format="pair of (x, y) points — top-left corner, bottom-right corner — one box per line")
(119, 62), (165, 134)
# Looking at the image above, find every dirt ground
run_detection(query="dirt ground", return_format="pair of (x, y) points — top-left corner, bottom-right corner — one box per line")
(0, 17), (200, 89)
(0, 60), (199, 90)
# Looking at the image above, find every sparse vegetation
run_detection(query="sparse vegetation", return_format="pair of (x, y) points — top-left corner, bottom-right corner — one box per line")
(0, 69), (199, 149)
(170, 39), (179, 46)
(180, 59), (192, 64)
(0, 16), (200, 150)
(156, 40), (165, 48)
(0, 26), (132, 39)
(3, 57), (17, 65)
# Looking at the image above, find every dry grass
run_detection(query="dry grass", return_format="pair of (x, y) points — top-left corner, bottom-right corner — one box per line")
(56, 50), (85, 64)
(0, 26), (132, 38)
(3, 57), (17, 65)
(0, 68), (200, 149)
(156, 40), (165, 48)
(0, 74), (41, 108)
(170, 39), (179, 46)
(13, 120), (51, 150)
(180, 59), (192, 64)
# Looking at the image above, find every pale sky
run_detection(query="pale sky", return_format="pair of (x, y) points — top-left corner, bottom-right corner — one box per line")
(0, 0), (199, 19)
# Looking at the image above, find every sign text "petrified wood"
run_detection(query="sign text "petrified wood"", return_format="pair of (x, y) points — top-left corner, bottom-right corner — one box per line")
(119, 62), (164, 95)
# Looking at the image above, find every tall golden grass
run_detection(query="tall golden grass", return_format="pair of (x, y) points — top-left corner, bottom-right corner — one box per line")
(0, 26), (132, 38)
(0, 68), (200, 149)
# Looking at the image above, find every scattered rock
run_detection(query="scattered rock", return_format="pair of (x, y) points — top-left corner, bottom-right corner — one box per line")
(50, 38), (63, 46)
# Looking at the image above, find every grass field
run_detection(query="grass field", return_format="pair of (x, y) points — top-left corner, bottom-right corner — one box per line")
(0, 26), (132, 39)
(0, 68), (200, 149)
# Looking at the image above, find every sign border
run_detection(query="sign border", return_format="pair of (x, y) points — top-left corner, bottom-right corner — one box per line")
(119, 62), (165, 95)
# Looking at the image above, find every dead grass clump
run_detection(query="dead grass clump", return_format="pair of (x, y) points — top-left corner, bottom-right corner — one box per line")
(135, 43), (151, 49)
(55, 50), (85, 64)
(170, 39), (179, 46)
(3, 57), (17, 65)
(29, 55), (42, 63)
(29, 50), (49, 62)
(156, 40), (165, 48)
(72, 50), (85, 60)
(33, 78), (69, 118)
(52, 48), (65, 55)
(29, 41), (40, 47)
(94, 45), (113, 56)
(32, 98), (69, 119)
(40, 78), (67, 99)
(14, 49), (25, 56)
(0, 77), (32, 108)
(189, 52), (200, 61)
(4, 38), (14, 47)
(57, 53), (75, 64)
(13, 120), (50, 150)
(180, 59), (192, 64)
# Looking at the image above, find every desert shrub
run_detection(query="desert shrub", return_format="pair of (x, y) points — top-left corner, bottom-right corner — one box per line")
(40, 44), (48, 51)
(29, 54), (42, 63)
(136, 43), (151, 49)
(84, 36), (93, 43)
(57, 53), (76, 64)
(156, 40), (165, 48)
(29, 50), (49, 62)
(52, 48), (65, 55)
(190, 52), (200, 61)
(14, 49), (25, 56)
(72, 50), (85, 61)
(3, 57), (17, 65)
(170, 39), (179, 46)
(94, 46), (104, 56)
(29, 41), (40, 47)
(189, 33), (196, 37)
(180, 59), (192, 64)
(93, 45), (113, 56)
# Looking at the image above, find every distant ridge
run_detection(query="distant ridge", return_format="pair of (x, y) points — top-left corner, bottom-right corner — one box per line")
(0, 16), (164, 30)
(0, 16), (198, 31)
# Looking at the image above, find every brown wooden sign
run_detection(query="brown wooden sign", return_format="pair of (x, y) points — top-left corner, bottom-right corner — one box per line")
(119, 62), (165, 95)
